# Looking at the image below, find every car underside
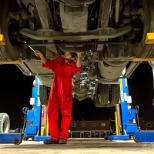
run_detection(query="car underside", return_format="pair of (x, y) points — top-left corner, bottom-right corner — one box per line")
(0, 0), (154, 107)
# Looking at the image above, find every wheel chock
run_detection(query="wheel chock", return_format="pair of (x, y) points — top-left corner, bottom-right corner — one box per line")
(145, 33), (154, 44)
(0, 34), (5, 45)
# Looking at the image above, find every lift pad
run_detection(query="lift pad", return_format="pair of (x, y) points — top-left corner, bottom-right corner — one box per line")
(0, 34), (5, 45)
(145, 33), (154, 44)
(0, 133), (22, 144)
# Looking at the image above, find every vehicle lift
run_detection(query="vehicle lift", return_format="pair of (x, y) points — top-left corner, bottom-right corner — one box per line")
(1, 76), (154, 144)
(105, 77), (154, 142)
(23, 77), (50, 141)
(1, 33), (154, 144)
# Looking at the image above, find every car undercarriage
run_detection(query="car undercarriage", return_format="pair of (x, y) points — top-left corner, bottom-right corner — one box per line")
(0, 0), (154, 107)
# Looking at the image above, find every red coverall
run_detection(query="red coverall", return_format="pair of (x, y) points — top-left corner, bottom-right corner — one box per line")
(42, 57), (82, 141)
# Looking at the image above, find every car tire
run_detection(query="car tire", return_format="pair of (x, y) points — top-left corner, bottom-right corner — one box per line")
(95, 84), (120, 107)
(0, 0), (21, 61)
(0, 113), (10, 133)
(95, 84), (109, 107)
(39, 85), (48, 105)
(132, 0), (154, 58)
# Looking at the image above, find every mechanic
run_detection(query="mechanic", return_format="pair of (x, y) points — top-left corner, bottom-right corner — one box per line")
(35, 50), (82, 144)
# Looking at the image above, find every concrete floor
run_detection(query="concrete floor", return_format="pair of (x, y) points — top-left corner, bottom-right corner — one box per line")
(0, 139), (154, 154)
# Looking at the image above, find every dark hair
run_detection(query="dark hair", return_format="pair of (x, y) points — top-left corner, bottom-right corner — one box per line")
(70, 52), (77, 59)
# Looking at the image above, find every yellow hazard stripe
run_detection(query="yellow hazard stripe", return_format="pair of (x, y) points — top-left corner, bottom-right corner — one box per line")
(115, 111), (119, 135)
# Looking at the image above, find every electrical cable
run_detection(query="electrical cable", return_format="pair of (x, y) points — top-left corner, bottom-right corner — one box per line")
(135, 105), (141, 131)
(22, 107), (29, 134)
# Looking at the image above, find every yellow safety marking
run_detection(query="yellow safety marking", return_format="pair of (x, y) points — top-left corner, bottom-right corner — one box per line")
(46, 115), (49, 136)
(115, 111), (119, 135)
(0, 58), (22, 64)
(120, 79), (122, 94)
(41, 126), (45, 136)
(132, 56), (154, 62)
(131, 32), (154, 62)
(145, 33), (154, 44)
(0, 34), (5, 45)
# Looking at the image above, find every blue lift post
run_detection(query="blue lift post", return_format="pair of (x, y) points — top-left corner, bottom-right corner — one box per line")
(106, 77), (154, 142)
(106, 78), (138, 140)
(24, 76), (50, 141)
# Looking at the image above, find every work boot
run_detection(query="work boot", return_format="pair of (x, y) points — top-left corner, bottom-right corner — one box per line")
(43, 139), (58, 144)
(59, 138), (67, 144)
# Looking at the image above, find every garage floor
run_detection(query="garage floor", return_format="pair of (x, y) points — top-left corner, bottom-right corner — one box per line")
(0, 139), (154, 154)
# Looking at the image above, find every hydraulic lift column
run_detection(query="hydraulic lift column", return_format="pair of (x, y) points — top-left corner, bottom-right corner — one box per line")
(105, 77), (138, 140)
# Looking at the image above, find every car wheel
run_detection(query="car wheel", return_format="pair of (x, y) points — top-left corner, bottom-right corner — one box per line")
(95, 84), (109, 107)
(132, 0), (154, 58)
(39, 85), (48, 105)
(0, 0), (21, 61)
(95, 84), (120, 107)
(110, 84), (120, 106)
(0, 113), (10, 133)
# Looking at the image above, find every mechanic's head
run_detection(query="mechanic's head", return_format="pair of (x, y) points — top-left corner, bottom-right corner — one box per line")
(63, 52), (77, 60)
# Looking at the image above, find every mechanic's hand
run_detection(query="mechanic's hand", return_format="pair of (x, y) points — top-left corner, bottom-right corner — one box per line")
(35, 50), (43, 57)
(76, 52), (82, 58)
(35, 50), (46, 63)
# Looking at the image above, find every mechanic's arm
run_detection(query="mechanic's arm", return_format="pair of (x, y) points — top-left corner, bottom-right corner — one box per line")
(35, 50), (56, 71)
(76, 52), (82, 67)
(35, 50), (46, 64)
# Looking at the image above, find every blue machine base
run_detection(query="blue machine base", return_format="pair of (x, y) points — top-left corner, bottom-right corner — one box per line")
(105, 135), (130, 140)
(134, 131), (154, 142)
(0, 133), (22, 144)
(34, 136), (50, 141)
